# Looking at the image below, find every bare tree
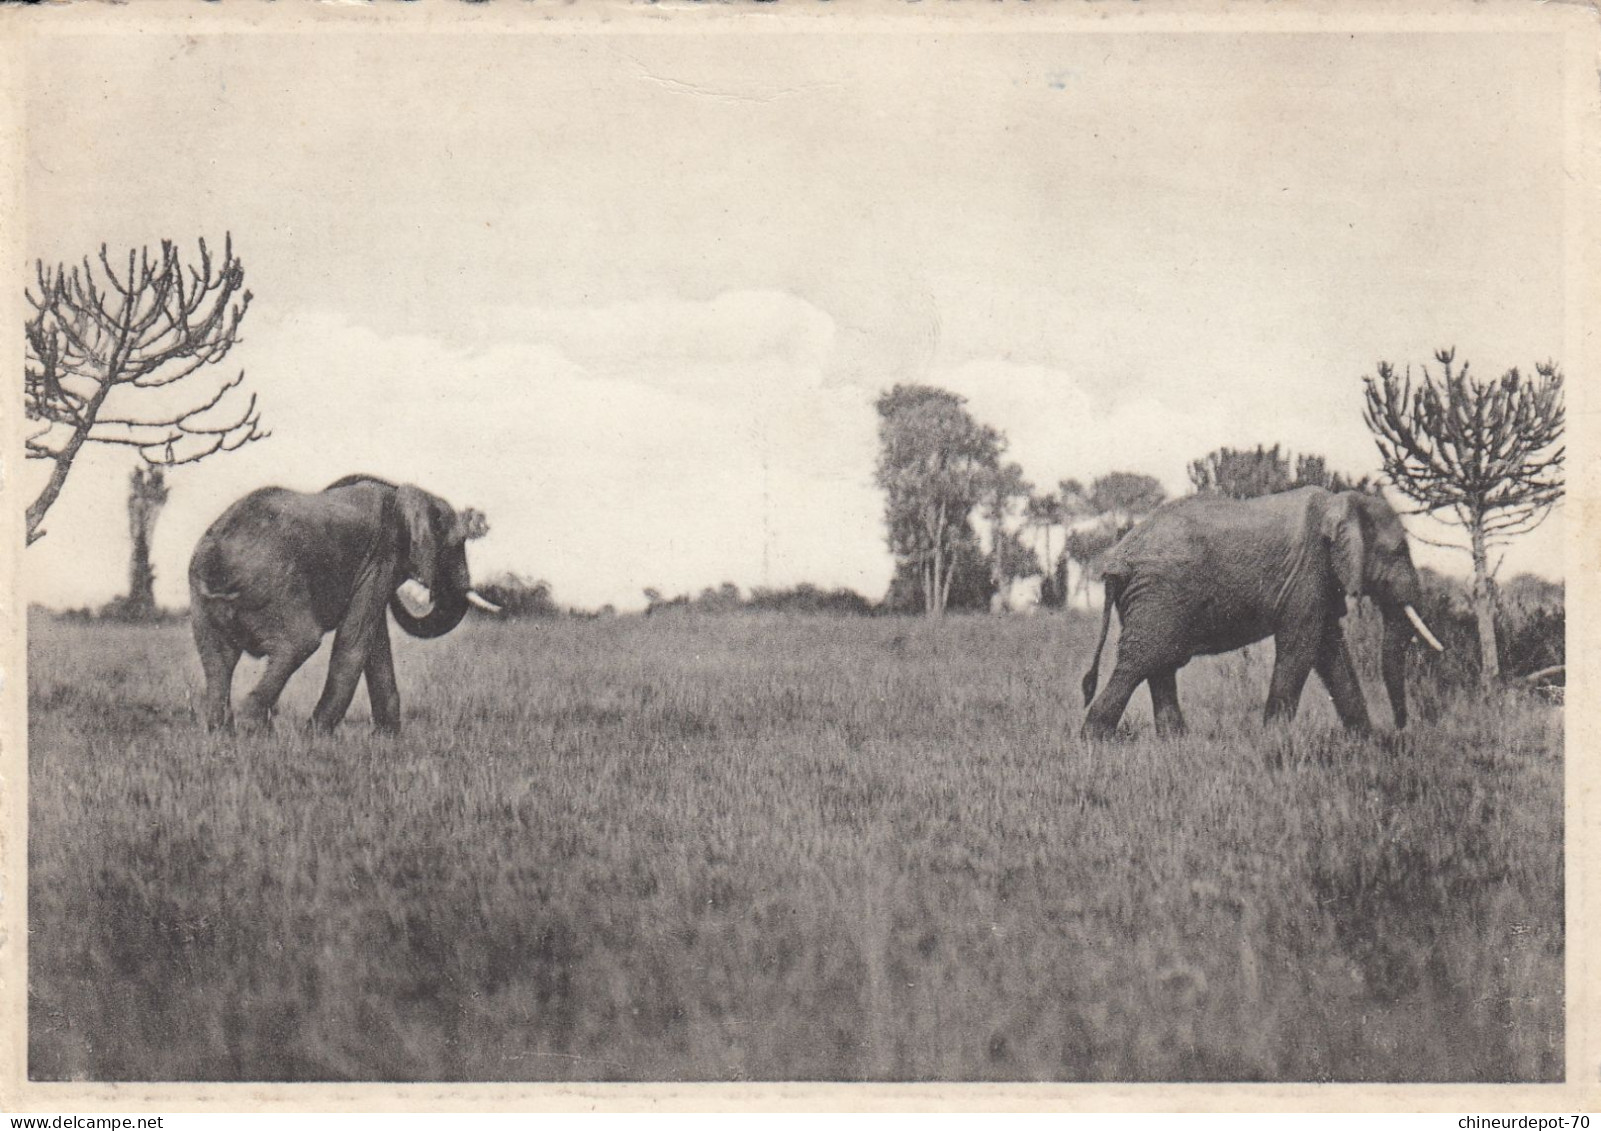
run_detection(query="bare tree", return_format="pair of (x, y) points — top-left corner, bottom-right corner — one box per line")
(1363, 347), (1564, 683)
(25, 234), (266, 544)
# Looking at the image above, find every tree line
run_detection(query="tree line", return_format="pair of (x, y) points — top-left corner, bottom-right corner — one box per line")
(875, 356), (1563, 684)
(22, 234), (1566, 684)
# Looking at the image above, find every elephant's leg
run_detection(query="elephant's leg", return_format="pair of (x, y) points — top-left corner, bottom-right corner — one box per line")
(1149, 667), (1186, 736)
(193, 617), (242, 732)
(1084, 604), (1191, 740)
(239, 619), (322, 730)
(1313, 622), (1371, 733)
(363, 626), (402, 734)
(1082, 659), (1146, 740)
(1264, 626), (1318, 726)
(311, 585), (389, 733)
(310, 630), (370, 734)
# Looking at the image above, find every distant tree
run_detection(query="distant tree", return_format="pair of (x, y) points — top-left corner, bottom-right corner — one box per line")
(1056, 472), (1166, 604)
(1190, 444), (1374, 499)
(1499, 573), (1563, 611)
(1363, 347), (1564, 683)
(1087, 471), (1165, 526)
(25, 235), (266, 545)
(1189, 444), (1292, 498)
(696, 582), (744, 613)
(643, 586), (690, 616)
(123, 466), (169, 619)
(1292, 453), (1375, 495)
(1061, 518), (1127, 605)
(875, 385), (1005, 617)
(883, 532), (995, 614)
(748, 583), (876, 616)
(1023, 491), (1056, 569)
(993, 527), (1041, 580)
(1057, 477), (1092, 514)
(1024, 489), (1066, 605)
(981, 461), (1033, 595)
(476, 573), (560, 619)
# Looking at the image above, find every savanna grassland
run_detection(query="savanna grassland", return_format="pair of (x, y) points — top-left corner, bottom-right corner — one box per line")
(27, 609), (1562, 1082)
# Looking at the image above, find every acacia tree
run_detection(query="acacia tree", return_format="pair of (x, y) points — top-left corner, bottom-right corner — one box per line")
(1087, 471), (1165, 527)
(25, 235), (266, 545)
(875, 385), (1004, 617)
(1363, 347), (1564, 682)
(1059, 472), (1166, 604)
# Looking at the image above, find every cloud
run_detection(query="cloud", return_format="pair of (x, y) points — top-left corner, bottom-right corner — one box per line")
(445, 290), (836, 398)
(24, 288), (1563, 618)
(24, 292), (884, 613)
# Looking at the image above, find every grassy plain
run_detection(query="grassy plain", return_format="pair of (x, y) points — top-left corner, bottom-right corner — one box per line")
(27, 610), (1562, 1082)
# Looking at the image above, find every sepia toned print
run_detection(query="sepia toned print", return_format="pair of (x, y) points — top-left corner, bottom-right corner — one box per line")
(4, 1), (1595, 1108)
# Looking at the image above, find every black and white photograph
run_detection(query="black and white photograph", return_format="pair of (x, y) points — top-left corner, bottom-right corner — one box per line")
(4, 0), (1595, 1108)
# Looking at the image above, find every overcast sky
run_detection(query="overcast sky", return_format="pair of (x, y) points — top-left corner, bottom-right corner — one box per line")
(21, 26), (1570, 611)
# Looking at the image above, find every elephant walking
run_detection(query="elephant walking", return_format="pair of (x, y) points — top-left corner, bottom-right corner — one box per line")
(188, 474), (499, 733)
(1080, 487), (1442, 739)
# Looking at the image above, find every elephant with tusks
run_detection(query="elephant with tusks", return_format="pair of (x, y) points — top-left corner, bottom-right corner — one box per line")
(1081, 486), (1443, 739)
(188, 474), (501, 733)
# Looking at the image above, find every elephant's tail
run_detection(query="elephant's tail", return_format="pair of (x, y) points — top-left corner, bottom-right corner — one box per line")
(1081, 575), (1122, 705)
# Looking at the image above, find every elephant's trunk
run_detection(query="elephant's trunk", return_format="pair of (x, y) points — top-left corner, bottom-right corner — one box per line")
(1380, 612), (1411, 729)
(390, 582), (470, 639)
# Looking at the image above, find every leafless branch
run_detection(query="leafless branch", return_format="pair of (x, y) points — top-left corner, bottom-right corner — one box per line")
(23, 234), (266, 544)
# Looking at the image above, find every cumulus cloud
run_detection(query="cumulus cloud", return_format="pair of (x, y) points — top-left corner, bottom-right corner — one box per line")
(25, 292), (883, 613)
(25, 286), (1561, 616)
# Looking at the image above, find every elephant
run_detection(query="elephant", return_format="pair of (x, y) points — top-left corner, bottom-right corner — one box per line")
(187, 474), (501, 733)
(1080, 486), (1443, 739)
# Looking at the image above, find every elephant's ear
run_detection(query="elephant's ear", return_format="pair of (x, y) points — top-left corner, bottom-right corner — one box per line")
(451, 507), (490, 544)
(1319, 492), (1365, 598)
(395, 485), (439, 590)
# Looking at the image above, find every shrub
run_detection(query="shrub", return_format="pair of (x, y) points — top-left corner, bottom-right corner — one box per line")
(474, 573), (561, 619)
(746, 584), (876, 617)
(1354, 569), (1564, 700)
(641, 583), (877, 617)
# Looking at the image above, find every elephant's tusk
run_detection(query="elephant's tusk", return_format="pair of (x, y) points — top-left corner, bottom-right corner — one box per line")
(1404, 604), (1444, 652)
(467, 590), (502, 614)
(396, 579), (435, 618)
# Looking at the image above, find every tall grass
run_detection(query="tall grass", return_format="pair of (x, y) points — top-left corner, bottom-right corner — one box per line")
(27, 611), (1561, 1081)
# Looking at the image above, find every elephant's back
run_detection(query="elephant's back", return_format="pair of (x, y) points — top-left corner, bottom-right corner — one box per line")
(198, 486), (302, 537)
(1106, 493), (1306, 577)
(188, 486), (335, 592)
